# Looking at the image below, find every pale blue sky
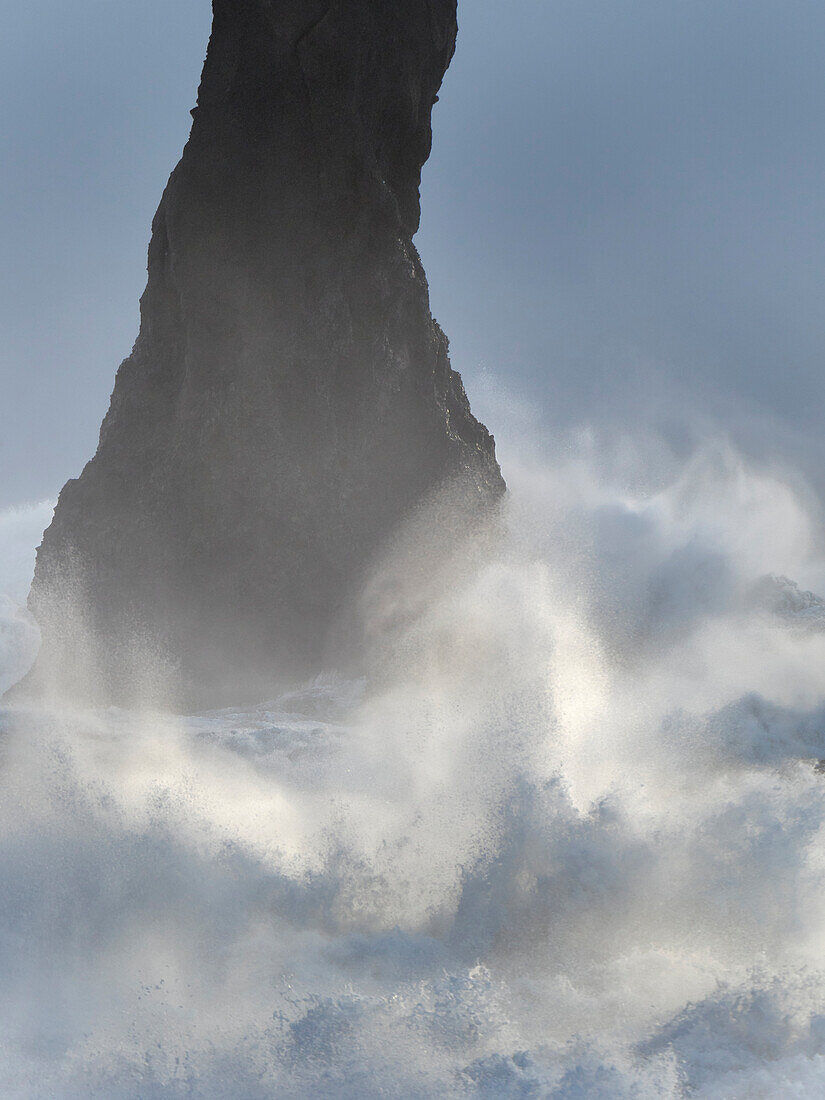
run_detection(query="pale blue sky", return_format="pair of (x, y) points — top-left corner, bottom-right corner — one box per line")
(4, 0), (825, 507)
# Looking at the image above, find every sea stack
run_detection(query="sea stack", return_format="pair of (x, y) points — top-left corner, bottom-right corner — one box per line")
(21, 0), (504, 707)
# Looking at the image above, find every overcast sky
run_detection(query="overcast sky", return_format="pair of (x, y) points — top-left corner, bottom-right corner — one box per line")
(3, 0), (825, 509)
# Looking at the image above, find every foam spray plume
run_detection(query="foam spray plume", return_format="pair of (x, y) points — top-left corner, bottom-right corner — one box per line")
(5, 426), (825, 1095)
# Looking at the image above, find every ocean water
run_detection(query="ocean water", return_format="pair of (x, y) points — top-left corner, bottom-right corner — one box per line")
(3, 440), (825, 1097)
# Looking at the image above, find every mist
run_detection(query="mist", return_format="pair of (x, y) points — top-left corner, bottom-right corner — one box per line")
(5, 427), (825, 1094)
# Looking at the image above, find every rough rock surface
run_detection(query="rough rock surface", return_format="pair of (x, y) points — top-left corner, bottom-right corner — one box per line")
(21, 0), (505, 707)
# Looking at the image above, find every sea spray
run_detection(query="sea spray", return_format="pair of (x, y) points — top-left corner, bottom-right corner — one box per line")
(2, 440), (825, 1096)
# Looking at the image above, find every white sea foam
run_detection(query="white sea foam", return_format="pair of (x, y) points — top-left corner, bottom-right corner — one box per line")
(2, 443), (825, 1096)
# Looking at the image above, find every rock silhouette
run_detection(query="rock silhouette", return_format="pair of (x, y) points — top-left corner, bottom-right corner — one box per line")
(21, 0), (505, 707)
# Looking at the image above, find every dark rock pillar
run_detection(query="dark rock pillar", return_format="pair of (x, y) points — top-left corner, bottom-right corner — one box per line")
(20, 0), (505, 707)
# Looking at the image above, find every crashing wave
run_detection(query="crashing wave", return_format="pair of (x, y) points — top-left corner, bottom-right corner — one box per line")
(3, 444), (825, 1096)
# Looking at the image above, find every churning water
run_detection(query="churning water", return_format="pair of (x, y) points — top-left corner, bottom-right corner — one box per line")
(3, 434), (825, 1097)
